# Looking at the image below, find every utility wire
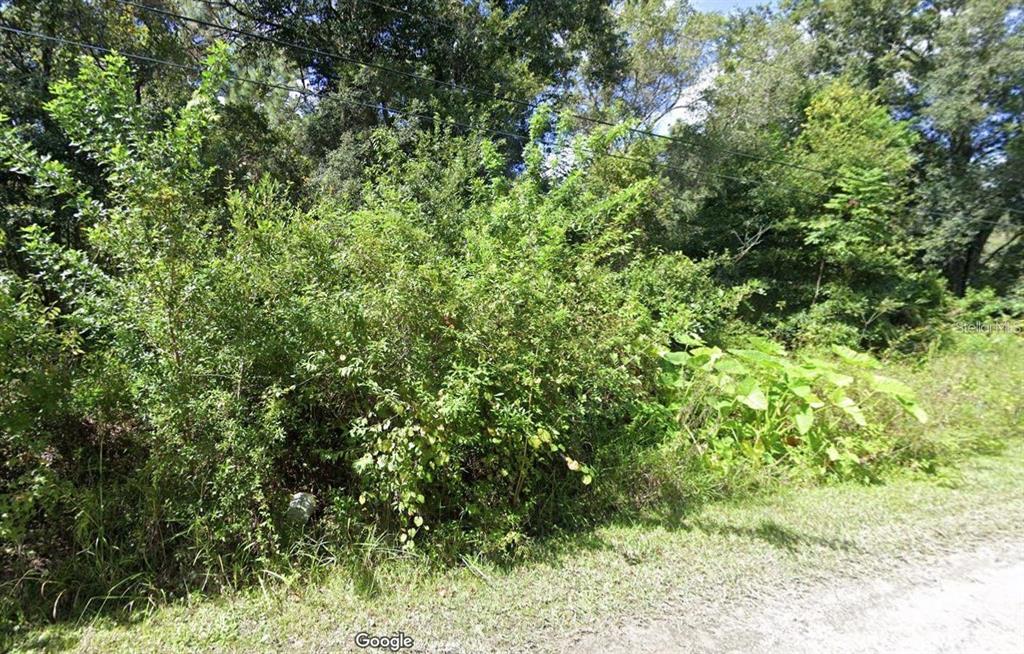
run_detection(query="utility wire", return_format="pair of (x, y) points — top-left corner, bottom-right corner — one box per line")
(0, 23), (1017, 229)
(0, 23), (770, 190)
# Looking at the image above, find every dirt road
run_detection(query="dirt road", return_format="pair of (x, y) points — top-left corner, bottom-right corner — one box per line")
(570, 543), (1024, 654)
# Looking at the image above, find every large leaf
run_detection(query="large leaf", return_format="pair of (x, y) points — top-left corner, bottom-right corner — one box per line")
(743, 336), (787, 355)
(831, 393), (867, 427)
(831, 344), (880, 369)
(714, 357), (748, 375)
(661, 350), (691, 367)
(869, 374), (915, 400)
(823, 370), (855, 388)
(691, 346), (725, 371)
(675, 333), (704, 347)
(730, 348), (784, 369)
(736, 378), (768, 411)
(794, 407), (815, 435)
(900, 399), (929, 424)
(790, 384), (825, 408)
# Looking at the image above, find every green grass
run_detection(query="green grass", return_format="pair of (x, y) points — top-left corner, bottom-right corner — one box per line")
(10, 333), (1024, 653)
(16, 442), (1022, 653)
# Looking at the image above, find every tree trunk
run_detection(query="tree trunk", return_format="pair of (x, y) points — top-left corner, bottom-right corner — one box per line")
(944, 223), (994, 297)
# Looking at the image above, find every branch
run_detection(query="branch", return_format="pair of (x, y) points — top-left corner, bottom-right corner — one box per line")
(981, 227), (1024, 266)
(731, 221), (770, 263)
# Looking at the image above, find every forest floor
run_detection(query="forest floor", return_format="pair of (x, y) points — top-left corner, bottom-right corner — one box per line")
(15, 438), (1023, 653)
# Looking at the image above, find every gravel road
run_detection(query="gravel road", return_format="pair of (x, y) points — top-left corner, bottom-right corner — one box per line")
(570, 543), (1024, 654)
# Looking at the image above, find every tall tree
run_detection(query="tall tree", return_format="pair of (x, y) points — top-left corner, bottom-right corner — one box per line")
(915, 0), (1023, 294)
(569, 0), (720, 127)
(788, 0), (1024, 295)
(213, 0), (624, 148)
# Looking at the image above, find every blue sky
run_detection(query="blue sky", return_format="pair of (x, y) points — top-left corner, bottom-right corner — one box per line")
(692, 0), (768, 13)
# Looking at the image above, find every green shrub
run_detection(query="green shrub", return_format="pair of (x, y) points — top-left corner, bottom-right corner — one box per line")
(0, 268), (75, 550)
(0, 49), (745, 605)
(661, 334), (928, 482)
(951, 287), (1024, 322)
(709, 81), (952, 350)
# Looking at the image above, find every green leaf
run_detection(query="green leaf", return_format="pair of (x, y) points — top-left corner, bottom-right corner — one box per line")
(825, 371), (855, 388)
(692, 346), (725, 370)
(794, 408), (814, 435)
(675, 333), (704, 347)
(743, 336), (787, 355)
(847, 407), (867, 427)
(353, 453), (374, 472)
(902, 400), (929, 424)
(714, 357), (748, 375)
(832, 395), (867, 427)
(831, 345), (880, 368)
(662, 350), (691, 367)
(870, 374), (915, 399)
(739, 388), (768, 411)
(790, 385), (825, 408)
(730, 348), (783, 368)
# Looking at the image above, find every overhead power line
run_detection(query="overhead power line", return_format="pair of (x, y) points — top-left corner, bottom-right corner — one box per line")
(0, 24), (769, 189)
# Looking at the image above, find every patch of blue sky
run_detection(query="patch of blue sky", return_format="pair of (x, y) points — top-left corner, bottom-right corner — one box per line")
(691, 0), (769, 14)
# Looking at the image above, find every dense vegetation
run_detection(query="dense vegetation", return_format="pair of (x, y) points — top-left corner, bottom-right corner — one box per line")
(0, 0), (1020, 632)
